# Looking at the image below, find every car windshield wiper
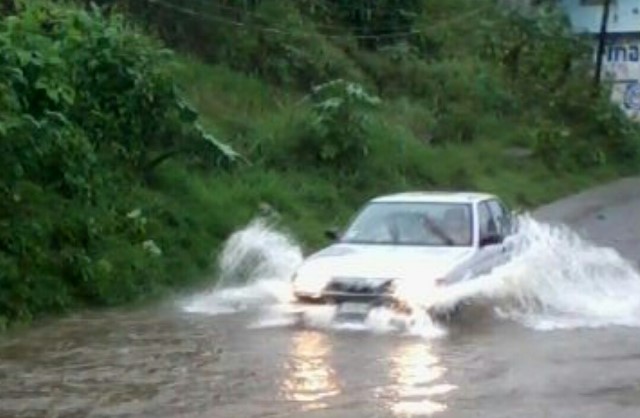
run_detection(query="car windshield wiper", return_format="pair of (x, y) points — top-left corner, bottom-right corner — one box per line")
(422, 214), (455, 246)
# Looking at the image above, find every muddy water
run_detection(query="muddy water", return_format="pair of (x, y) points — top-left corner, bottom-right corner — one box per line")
(2, 308), (640, 418)
(2, 179), (640, 418)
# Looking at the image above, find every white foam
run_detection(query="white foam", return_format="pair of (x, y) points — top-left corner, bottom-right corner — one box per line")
(182, 218), (302, 315)
(182, 214), (640, 333)
(429, 215), (640, 330)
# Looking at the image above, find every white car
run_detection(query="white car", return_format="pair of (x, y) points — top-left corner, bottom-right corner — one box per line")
(291, 191), (516, 321)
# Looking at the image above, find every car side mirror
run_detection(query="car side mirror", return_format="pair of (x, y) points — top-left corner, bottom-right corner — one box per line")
(325, 227), (341, 241)
(480, 233), (503, 247)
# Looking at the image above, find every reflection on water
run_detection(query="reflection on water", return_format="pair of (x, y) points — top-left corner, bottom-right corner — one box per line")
(383, 342), (457, 417)
(280, 331), (340, 412)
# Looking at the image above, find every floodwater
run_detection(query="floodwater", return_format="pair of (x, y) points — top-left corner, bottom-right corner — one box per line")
(2, 179), (640, 418)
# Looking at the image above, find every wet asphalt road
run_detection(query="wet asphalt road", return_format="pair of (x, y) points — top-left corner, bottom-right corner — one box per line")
(535, 177), (640, 266)
(1, 178), (640, 418)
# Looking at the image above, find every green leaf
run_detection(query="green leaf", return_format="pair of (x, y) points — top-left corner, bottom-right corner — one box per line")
(177, 99), (198, 123)
(196, 123), (243, 165)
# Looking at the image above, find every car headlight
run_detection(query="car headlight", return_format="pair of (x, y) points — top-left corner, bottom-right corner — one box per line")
(391, 280), (412, 301)
(391, 277), (442, 307)
(292, 268), (330, 296)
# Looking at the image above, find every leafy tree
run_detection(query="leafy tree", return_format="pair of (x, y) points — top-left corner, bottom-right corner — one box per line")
(0, 2), (239, 325)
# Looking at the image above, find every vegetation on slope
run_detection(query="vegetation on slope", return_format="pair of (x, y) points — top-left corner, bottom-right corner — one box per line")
(0, 2), (238, 327)
(1, 0), (639, 329)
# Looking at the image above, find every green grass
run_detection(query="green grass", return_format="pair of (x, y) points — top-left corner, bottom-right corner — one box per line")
(169, 49), (628, 257)
(169, 56), (624, 258)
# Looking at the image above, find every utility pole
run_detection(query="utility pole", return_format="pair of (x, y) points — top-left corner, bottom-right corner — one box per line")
(594, 0), (612, 87)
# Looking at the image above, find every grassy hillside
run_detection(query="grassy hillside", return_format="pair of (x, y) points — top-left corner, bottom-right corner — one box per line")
(162, 0), (637, 239)
(1, 0), (638, 329)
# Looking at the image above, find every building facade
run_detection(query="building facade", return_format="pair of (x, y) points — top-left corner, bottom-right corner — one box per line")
(560, 0), (640, 118)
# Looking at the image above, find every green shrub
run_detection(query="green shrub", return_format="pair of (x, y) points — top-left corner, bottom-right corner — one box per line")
(0, 3), (238, 174)
(293, 79), (381, 169)
(0, 2), (240, 325)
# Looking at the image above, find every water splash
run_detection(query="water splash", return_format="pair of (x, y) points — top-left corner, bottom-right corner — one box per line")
(183, 214), (640, 332)
(183, 218), (303, 315)
(429, 215), (640, 330)
(283, 305), (447, 338)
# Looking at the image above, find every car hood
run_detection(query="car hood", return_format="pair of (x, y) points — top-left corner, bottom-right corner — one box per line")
(298, 243), (474, 282)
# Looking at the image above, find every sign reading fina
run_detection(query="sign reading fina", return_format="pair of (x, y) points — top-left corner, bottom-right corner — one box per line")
(603, 43), (640, 63)
(559, 0), (640, 118)
(596, 38), (640, 117)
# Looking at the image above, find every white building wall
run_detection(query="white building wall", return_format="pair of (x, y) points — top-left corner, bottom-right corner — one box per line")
(560, 0), (640, 118)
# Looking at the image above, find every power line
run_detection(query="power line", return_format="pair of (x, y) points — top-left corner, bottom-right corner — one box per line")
(177, 0), (428, 19)
(147, 0), (420, 40)
(169, 0), (430, 34)
(145, 0), (493, 41)
(146, 0), (418, 39)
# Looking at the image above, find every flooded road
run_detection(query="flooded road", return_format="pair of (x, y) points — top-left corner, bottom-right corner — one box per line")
(2, 178), (640, 418)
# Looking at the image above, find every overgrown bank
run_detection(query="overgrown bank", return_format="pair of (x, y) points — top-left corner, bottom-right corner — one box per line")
(1, 0), (638, 329)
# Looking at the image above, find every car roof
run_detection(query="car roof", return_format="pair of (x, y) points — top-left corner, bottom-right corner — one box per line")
(370, 191), (497, 204)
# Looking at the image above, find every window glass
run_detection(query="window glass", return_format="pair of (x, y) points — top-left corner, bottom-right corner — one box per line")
(487, 199), (512, 236)
(341, 202), (473, 246)
(478, 202), (497, 239)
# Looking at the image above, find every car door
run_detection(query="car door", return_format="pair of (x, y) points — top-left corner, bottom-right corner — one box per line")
(469, 200), (507, 278)
(487, 199), (513, 237)
(487, 198), (516, 266)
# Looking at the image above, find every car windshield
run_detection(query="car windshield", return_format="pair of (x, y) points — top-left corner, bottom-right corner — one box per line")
(340, 202), (473, 247)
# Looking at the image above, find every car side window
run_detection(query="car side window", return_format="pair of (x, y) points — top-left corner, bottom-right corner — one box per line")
(478, 202), (497, 239)
(487, 199), (511, 236)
